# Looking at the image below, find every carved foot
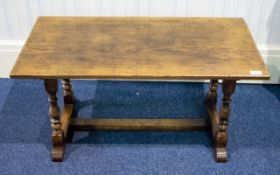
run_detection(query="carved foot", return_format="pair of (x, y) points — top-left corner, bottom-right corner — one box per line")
(215, 147), (227, 162)
(52, 133), (64, 161)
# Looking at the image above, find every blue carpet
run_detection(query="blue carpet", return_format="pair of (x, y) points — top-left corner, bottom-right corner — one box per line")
(0, 79), (280, 175)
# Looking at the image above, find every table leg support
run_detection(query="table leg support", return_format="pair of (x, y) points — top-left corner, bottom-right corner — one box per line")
(43, 78), (236, 162)
(215, 80), (236, 162)
(206, 80), (218, 107)
(62, 79), (75, 143)
(44, 79), (65, 162)
(62, 79), (74, 104)
(206, 79), (236, 162)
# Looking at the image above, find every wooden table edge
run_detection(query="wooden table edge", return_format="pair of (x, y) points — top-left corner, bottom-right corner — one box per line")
(9, 74), (270, 80)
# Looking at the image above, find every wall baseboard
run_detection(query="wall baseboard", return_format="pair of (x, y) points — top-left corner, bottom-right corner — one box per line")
(0, 40), (24, 79)
(0, 41), (280, 84)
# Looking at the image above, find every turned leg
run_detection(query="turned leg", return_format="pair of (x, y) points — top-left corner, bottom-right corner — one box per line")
(62, 79), (74, 104)
(62, 79), (75, 143)
(215, 80), (236, 162)
(206, 79), (218, 107)
(44, 79), (64, 162)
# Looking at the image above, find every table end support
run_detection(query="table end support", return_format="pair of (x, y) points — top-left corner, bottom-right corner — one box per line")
(44, 79), (65, 162)
(215, 80), (236, 162)
(206, 79), (236, 163)
(62, 79), (75, 143)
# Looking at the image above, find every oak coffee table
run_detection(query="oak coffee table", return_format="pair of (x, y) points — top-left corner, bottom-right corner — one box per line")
(10, 17), (270, 162)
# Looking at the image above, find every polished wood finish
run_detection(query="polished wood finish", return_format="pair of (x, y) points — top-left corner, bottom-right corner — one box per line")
(44, 79), (64, 161)
(205, 80), (236, 162)
(216, 80), (236, 162)
(69, 118), (210, 131)
(206, 80), (218, 107)
(44, 79), (74, 161)
(10, 17), (269, 80)
(61, 79), (75, 142)
(10, 17), (270, 163)
(62, 79), (74, 104)
(61, 104), (74, 138)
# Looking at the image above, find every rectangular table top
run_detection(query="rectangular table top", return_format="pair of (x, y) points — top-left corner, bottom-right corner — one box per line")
(10, 17), (270, 80)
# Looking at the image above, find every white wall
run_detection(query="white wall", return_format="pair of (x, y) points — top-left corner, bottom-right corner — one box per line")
(1, 0), (280, 44)
(1, 0), (280, 83)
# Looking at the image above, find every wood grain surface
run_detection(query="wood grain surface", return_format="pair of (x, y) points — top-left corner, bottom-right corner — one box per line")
(69, 118), (210, 131)
(10, 17), (269, 80)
